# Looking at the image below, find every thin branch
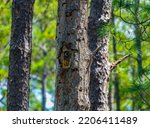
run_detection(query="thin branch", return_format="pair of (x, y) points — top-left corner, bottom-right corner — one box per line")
(0, 96), (4, 102)
(92, 45), (103, 56)
(110, 54), (130, 71)
(0, 96), (6, 106)
(143, 73), (150, 81)
(0, 42), (9, 54)
(30, 75), (42, 83)
(138, 90), (150, 108)
(118, 6), (137, 25)
(116, 6), (150, 25)
(85, 45), (103, 73)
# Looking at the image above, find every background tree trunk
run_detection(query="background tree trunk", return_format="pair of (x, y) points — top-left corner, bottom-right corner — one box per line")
(41, 65), (47, 111)
(134, 0), (143, 110)
(112, 13), (120, 111)
(7, 0), (35, 111)
(134, 0), (143, 80)
(108, 83), (113, 110)
(88, 0), (112, 111)
(55, 0), (90, 110)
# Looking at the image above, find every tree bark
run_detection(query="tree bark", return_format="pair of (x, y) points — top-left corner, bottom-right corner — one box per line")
(7, 0), (35, 111)
(88, 0), (112, 111)
(55, 0), (90, 110)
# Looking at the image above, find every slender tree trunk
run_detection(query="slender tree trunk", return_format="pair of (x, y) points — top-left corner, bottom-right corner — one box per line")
(129, 56), (136, 111)
(134, 0), (143, 110)
(108, 83), (113, 110)
(41, 65), (47, 111)
(112, 13), (120, 111)
(41, 47), (48, 111)
(55, 0), (90, 110)
(88, 0), (112, 110)
(113, 71), (120, 110)
(134, 0), (143, 80)
(7, 0), (35, 111)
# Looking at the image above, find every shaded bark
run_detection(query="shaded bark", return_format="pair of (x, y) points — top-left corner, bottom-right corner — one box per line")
(55, 0), (90, 110)
(7, 0), (35, 111)
(88, 0), (112, 111)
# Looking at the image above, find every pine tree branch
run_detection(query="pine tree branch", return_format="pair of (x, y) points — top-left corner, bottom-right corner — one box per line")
(110, 54), (130, 71)
(92, 45), (103, 56)
(0, 42), (9, 54)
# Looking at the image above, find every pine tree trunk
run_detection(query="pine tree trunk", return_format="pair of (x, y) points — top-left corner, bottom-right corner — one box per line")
(134, 0), (143, 110)
(134, 0), (143, 79)
(55, 0), (90, 110)
(41, 66), (47, 111)
(88, 0), (112, 111)
(114, 71), (120, 111)
(112, 13), (120, 111)
(108, 83), (113, 110)
(7, 0), (35, 111)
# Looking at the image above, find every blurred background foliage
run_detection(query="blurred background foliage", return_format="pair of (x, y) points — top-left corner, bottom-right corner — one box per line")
(0, 0), (150, 111)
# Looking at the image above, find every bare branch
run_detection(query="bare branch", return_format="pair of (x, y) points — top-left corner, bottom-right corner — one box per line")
(0, 42), (9, 54)
(30, 75), (42, 83)
(92, 45), (103, 56)
(110, 54), (130, 71)
(86, 45), (103, 73)
(0, 96), (6, 106)
(0, 96), (4, 102)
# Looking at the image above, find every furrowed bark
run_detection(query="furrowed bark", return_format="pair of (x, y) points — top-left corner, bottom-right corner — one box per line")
(88, 0), (112, 111)
(55, 0), (90, 110)
(7, 0), (35, 111)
